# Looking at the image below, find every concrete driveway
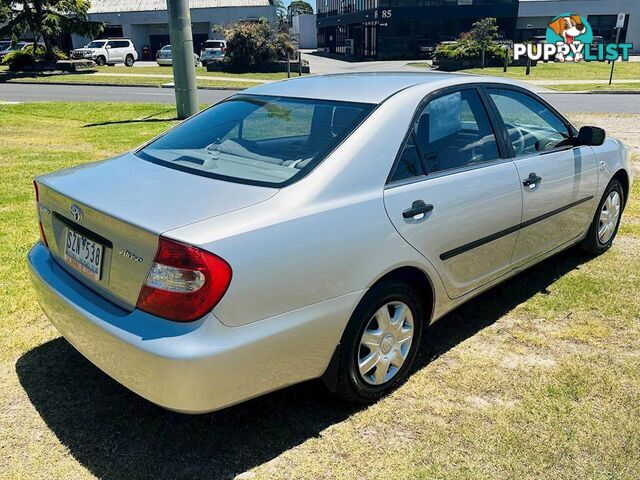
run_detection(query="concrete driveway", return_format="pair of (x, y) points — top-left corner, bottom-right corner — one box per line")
(301, 51), (430, 75)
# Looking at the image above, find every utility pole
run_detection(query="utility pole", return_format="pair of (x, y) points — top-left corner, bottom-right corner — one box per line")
(167, 0), (199, 119)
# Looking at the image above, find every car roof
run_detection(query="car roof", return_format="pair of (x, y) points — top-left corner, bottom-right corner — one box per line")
(244, 72), (517, 104)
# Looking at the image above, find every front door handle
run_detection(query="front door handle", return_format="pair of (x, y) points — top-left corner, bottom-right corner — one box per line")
(523, 172), (542, 188)
(403, 200), (434, 219)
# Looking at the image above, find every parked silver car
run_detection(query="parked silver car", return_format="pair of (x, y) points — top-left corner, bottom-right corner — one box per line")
(29, 73), (633, 413)
(156, 44), (200, 67)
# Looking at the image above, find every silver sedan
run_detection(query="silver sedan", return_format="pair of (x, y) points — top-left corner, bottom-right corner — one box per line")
(28, 73), (633, 413)
(156, 45), (201, 66)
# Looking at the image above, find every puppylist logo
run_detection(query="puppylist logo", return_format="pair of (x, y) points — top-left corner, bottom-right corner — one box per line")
(514, 13), (633, 63)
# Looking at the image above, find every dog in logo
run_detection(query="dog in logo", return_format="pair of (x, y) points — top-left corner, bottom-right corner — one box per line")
(548, 15), (587, 62)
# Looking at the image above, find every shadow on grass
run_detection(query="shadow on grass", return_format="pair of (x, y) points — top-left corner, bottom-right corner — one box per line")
(16, 247), (590, 479)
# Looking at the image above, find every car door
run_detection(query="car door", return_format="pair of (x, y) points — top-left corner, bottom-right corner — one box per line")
(383, 86), (523, 299)
(105, 41), (122, 63)
(484, 86), (598, 267)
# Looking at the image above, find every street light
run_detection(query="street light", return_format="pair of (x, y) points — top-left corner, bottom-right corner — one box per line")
(167, 0), (199, 119)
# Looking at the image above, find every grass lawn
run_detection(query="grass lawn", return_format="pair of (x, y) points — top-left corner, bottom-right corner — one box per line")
(0, 66), (297, 89)
(0, 103), (639, 479)
(408, 61), (640, 92)
(460, 61), (640, 80)
(0, 72), (260, 89)
(540, 83), (640, 92)
(94, 65), (296, 80)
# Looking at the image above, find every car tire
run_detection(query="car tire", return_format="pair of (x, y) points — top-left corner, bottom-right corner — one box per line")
(125, 55), (134, 67)
(335, 280), (424, 403)
(581, 178), (624, 255)
(95, 56), (106, 66)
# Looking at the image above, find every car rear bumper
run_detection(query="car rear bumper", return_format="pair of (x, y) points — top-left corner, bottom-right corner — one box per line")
(156, 58), (172, 65)
(28, 242), (357, 413)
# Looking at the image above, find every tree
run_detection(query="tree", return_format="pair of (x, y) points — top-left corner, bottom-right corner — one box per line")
(287, 0), (313, 20)
(218, 19), (294, 70)
(0, 0), (103, 60)
(271, 0), (288, 32)
(470, 17), (498, 68)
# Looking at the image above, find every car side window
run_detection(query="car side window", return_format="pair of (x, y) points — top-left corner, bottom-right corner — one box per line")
(487, 88), (571, 156)
(390, 133), (424, 182)
(105, 41), (114, 48)
(414, 89), (499, 174)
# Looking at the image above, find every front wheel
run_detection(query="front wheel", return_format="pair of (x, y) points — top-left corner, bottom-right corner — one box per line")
(125, 55), (134, 67)
(95, 56), (106, 66)
(335, 280), (424, 403)
(581, 178), (624, 254)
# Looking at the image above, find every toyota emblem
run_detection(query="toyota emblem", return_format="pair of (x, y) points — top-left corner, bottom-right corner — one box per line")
(70, 204), (83, 222)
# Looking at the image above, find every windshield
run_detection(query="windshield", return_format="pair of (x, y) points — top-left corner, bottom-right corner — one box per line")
(86, 41), (106, 49)
(137, 95), (374, 187)
(0, 41), (11, 51)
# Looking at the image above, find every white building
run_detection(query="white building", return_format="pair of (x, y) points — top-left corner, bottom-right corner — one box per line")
(517, 0), (640, 53)
(72, 0), (277, 58)
(290, 14), (317, 49)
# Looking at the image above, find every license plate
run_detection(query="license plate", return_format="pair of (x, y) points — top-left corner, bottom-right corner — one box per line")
(64, 228), (104, 281)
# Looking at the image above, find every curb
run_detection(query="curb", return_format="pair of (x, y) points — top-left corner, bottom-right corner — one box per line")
(1, 80), (245, 91)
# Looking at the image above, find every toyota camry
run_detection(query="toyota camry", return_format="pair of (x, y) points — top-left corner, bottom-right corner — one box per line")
(29, 73), (633, 413)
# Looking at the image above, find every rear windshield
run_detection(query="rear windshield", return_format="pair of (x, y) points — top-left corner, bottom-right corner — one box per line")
(204, 41), (224, 48)
(137, 95), (374, 187)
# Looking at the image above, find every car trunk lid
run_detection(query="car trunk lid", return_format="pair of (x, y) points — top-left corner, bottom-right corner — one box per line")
(36, 153), (277, 310)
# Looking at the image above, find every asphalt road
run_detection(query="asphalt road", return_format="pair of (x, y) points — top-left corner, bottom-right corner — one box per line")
(1, 83), (640, 114)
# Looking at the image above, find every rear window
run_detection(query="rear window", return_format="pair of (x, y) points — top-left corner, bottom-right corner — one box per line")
(205, 41), (224, 48)
(137, 95), (374, 187)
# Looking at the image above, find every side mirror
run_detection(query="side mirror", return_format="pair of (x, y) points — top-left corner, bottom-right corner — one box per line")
(577, 126), (606, 146)
(105, 45), (111, 49)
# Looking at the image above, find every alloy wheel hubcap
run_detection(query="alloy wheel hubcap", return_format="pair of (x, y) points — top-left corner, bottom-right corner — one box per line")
(358, 301), (414, 386)
(598, 191), (621, 244)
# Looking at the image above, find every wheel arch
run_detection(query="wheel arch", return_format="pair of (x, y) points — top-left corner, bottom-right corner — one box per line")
(321, 265), (436, 392)
(612, 168), (630, 210)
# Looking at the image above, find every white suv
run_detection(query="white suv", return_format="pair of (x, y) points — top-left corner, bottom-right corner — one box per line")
(200, 40), (226, 66)
(71, 38), (138, 66)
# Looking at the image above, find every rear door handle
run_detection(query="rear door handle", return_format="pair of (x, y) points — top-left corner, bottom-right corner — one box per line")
(403, 200), (434, 219)
(523, 172), (542, 188)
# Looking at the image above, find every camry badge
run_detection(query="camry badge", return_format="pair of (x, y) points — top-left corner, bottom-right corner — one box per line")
(70, 204), (83, 222)
(119, 249), (144, 263)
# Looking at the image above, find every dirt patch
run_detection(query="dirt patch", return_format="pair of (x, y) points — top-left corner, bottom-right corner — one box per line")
(499, 352), (557, 370)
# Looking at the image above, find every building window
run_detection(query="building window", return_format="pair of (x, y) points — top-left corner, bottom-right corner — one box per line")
(588, 14), (628, 43)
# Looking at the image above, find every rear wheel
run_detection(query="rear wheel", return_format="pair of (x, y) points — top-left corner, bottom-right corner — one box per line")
(335, 280), (424, 403)
(581, 178), (624, 254)
(125, 54), (134, 67)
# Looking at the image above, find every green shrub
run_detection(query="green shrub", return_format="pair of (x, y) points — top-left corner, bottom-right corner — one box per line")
(218, 19), (294, 70)
(1, 44), (46, 71)
(435, 32), (508, 63)
(1, 44), (67, 71)
(52, 47), (69, 60)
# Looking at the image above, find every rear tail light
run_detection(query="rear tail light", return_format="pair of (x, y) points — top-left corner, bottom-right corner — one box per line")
(136, 237), (232, 322)
(33, 180), (48, 247)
